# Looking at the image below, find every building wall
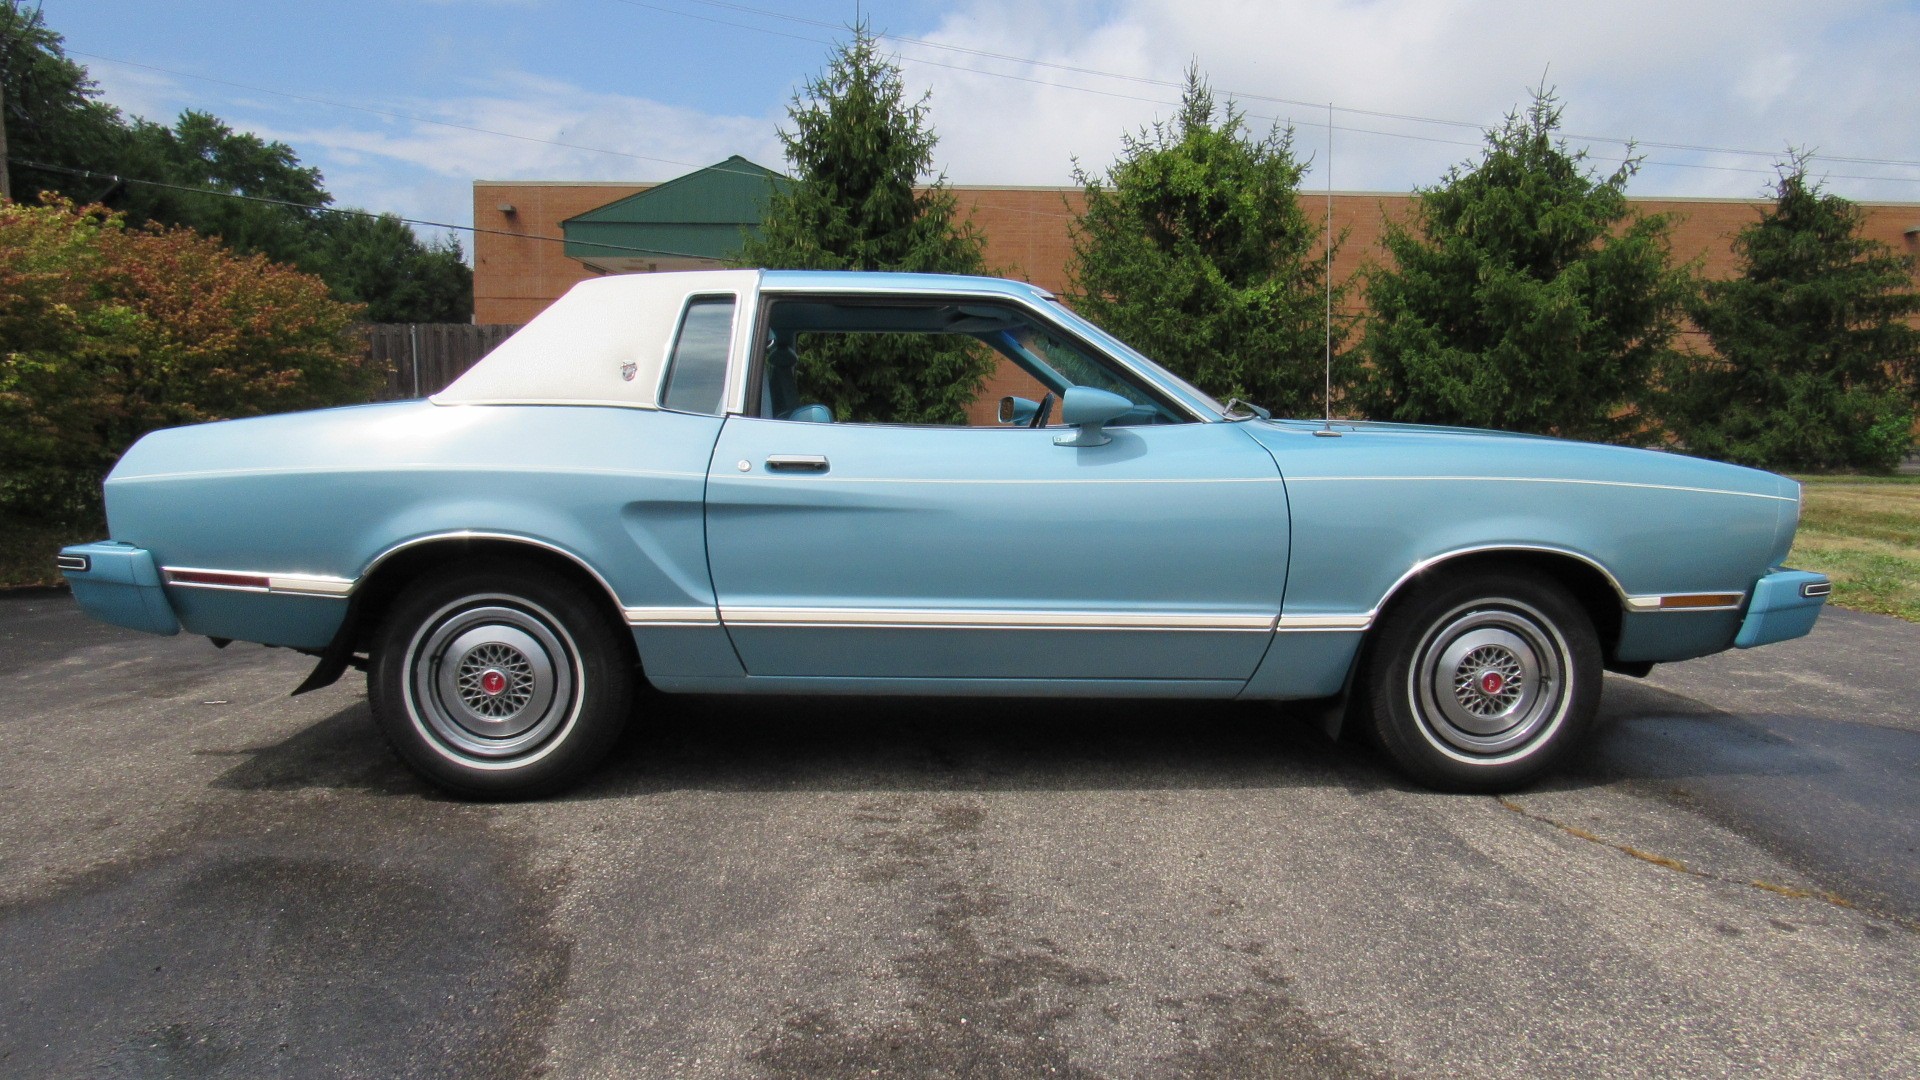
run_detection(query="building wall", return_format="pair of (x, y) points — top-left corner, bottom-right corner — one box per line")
(476, 179), (1920, 327)
(475, 181), (647, 325)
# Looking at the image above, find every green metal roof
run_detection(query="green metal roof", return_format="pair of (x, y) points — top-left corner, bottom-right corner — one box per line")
(561, 156), (789, 263)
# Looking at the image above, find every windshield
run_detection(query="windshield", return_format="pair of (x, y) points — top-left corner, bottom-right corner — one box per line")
(1043, 299), (1230, 418)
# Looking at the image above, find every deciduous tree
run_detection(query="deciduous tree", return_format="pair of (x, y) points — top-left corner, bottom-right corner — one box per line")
(113, 109), (333, 270)
(316, 212), (473, 324)
(0, 2), (473, 322)
(0, 0), (124, 203)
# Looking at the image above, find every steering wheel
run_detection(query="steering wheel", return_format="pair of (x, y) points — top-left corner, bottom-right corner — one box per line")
(1030, 392), (1056, 429)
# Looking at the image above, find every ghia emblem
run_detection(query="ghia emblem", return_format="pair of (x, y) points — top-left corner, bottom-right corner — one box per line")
(620, 361), (638, 382)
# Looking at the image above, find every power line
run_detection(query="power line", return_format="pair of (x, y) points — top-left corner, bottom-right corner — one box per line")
(73, 43), (1920, 194)
(644, 0), (1920, 172)
(596, 0), (1920, 185)
(66, 19), (1920, 193)
(67, 50), (761, 177)
(7, 157), (724, 261)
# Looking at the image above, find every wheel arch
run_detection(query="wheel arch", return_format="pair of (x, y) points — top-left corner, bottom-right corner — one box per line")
(356, 533), (632, 648)
(292, 532), (636, 695)
(1369, 546), (1626, 665)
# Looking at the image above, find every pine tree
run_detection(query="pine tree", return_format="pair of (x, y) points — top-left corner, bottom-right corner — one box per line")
(1663, 157), (1919, 471)
(738, 25), (990, 425)
(1067, 70), (1342, 416)
(1355, 89), (1692, 441)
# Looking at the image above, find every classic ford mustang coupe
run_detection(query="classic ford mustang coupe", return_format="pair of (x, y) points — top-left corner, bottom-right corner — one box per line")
(60, 270), (1829, 796)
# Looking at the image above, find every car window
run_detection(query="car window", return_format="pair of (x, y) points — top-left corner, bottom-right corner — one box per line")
(754, 296), (1189, 428)
(660, 296), (734, 415)
(1046, 298), (1229, 417)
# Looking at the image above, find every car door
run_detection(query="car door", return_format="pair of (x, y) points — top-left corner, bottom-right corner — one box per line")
(701, 293), (1290, 687)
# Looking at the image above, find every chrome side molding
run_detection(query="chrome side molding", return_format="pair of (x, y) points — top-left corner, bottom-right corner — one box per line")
(162, 567), (354, 598)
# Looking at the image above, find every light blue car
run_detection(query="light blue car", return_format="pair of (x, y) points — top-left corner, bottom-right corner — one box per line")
(60, 270), (1830, 797)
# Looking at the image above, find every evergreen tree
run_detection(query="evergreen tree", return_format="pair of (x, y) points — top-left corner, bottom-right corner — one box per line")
(1068, 69), (1343, 416)
(1355, 89), (1692, 441)
(737, 24), (990, 425)
(1663, 157), (1919, 471)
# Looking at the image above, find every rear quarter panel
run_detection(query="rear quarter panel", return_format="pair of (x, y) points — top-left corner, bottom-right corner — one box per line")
(105, 401), (722, 649)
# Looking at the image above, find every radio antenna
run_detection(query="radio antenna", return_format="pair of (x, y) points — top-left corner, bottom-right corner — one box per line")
(1317, 101), (1340, 437)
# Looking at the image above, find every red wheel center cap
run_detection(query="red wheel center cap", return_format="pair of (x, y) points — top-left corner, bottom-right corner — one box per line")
(480, 670), (508, 696)
(1479, 671), (1506, 696)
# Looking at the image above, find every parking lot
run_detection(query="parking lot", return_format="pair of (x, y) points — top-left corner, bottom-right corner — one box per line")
(2, 591), (1915, 1078)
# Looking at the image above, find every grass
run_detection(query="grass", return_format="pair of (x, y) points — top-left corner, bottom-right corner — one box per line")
(1787, 474), (1920, 623)
(0, 517), (100, 590)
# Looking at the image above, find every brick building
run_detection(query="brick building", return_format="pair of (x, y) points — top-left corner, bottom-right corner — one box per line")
(474, 156), (1920, 328)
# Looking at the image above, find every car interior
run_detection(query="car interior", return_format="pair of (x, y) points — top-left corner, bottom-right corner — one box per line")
(753, 297), (1183, 427)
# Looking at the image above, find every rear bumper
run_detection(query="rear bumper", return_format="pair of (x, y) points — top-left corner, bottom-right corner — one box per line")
(1734, 568), (1830, 649)
(58, 541), (180, 636)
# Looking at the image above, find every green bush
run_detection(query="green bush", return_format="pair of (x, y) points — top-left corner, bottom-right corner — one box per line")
(0, 199), (376, 524)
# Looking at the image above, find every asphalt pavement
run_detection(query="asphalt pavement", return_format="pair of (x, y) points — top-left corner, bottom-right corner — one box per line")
(1, 591), (1915, 1078)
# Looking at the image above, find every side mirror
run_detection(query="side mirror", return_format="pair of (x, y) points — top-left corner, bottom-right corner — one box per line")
(1053, 386), (1133, 447)
(997, 395), (1039, 425)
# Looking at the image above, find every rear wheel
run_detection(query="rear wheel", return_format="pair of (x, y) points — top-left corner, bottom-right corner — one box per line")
(369, 560), (634, 798)
(1361, 568), (1600, 791)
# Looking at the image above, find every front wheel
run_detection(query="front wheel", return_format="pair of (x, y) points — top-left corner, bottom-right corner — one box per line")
(1360, 568), (1601, 791)
(369, 560), (635, 798)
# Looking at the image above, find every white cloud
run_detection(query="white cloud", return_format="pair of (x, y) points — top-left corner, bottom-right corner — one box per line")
(886, 0), (1920, 202)
(83, 56), (788, 246)
(67, 0), (1920, 259)
(218, 72), (788, 249)
(84, 61), (192, 126)
(274, 73), (783, 184)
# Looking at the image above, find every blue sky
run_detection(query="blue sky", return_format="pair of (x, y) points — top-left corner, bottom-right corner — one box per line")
(39, 0), (1920, 248)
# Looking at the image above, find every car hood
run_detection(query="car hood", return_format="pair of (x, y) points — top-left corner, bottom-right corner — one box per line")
(1245, 417), (1795, 502)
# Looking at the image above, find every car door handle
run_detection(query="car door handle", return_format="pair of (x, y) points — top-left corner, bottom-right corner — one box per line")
(765, 454), (830, 472)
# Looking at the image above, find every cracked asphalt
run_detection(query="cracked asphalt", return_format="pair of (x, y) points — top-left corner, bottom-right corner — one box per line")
(1, 593), (1915, 1078)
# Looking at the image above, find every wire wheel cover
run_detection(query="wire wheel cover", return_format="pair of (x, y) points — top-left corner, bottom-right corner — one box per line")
(456, 643), (537, 719)
(1411, 602), (1569, 756)
(409, 602), (577, 759)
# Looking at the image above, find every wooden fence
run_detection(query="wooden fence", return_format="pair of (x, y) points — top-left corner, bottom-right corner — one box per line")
(361, 323), (522, 400)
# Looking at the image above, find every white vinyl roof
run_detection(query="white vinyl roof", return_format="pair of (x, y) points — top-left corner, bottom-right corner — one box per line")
(435, 269), (759, 408)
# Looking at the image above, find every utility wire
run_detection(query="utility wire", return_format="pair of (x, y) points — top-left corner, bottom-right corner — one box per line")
(638, 0), (1920, 171)
(69, 46), (1920, 194)
(7, 157), (725, 261)
(594, 2), (1920, 184)
(67, 50), (757, 176)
